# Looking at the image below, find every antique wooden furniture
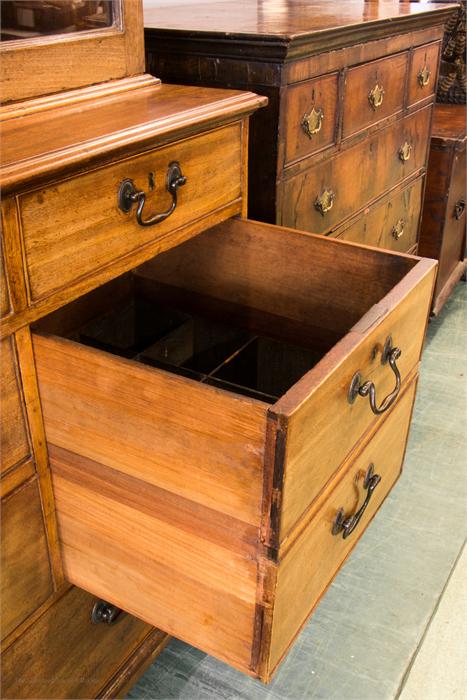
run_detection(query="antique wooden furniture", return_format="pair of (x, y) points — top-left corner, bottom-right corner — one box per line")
(144, 0), (457, 255)
(2, 0), (438, 693)
(419, 103), (466, 314)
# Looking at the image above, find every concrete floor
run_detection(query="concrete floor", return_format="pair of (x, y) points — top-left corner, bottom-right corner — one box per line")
(128, 282), (467, 700)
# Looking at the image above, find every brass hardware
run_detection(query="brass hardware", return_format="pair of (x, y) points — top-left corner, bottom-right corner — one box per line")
(301, 106), (324, 139)
(332, 464), (381, 539)
(314, 188), (335, 216)
(454, 198), (466, 220)
(417, 65), (431, 88)
(348, 336), (402, 414)
(398, 141), (412, 162)
(91, 600), (123, 625)
(368, 83), (384, 110)
(118, 161), (186, 227)
(391, 219), (405, 240)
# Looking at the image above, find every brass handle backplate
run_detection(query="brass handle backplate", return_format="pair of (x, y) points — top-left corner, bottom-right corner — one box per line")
(302, 106), (324, 139)
(417, 65), (431, 88)
(368, 83), (384, 110)
(118, 161), (186, 227)
(332, 464), (382, 539)
(314, 188), (335, 216)
(348, 336), (402, 415)
(398, 141), (412, 162)
(391, 218), (405, 240)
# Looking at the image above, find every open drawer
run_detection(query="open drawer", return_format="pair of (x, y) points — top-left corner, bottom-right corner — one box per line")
(32, 218), (436, 680)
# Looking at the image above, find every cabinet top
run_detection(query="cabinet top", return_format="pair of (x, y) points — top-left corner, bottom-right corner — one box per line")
(431, 104), (467, 143)
(144, 0), (457, 60)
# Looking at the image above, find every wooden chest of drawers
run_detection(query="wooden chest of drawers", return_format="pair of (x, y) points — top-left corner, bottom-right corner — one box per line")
(419, 103), (466, 315)
(144, 0), (457, 254)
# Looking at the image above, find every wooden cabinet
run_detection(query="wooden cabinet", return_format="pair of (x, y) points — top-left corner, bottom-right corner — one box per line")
(31, 218), (436, 680)
(144, 0), (456, 253)
(419, 103), (466, 315)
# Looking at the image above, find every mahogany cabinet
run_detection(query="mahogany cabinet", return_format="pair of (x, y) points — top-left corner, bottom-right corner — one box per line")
(419, 103), (466, 315)
(144, 0), (457, 254)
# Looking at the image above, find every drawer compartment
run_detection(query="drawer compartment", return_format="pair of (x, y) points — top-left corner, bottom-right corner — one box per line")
(333, 178), (424, 253)
(1, 586), (166, 699)
(1, 477), (53, 640)
(408, 42), (440, 107)
(19, 123), (243, 303)
(32, 218), (436, 680)
(281, 106), (431, 235)
(284, 73), (338, 165)
(1, 337), (30, 475)
(343, 52), (408, 138)
(268, 379), (418, 676)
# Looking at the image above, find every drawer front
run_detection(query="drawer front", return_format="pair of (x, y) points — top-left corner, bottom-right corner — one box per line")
(1, 586), (159, 699)
(284, 73), (338, 165)
(1, 477), (53, 640)
(437, 146), (466, 295)
(19, 124), (243, 302)
(277, 261), (435, 538)
(408, 42), (440, 107)
(343, 53), (408, 138)
(335, 178), (424, 253)
(1, 337), (30, 475)
(268, 379), (417, 675)
(281, 106), (431, 235)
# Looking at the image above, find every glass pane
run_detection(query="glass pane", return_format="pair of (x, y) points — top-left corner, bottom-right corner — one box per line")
(1, 1), (115, 42)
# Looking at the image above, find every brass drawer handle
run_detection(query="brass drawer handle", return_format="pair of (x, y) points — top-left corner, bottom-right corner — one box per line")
(454, 198), (466, 220)
(348, 336), (402, 415)
(391, 218), (405, 240)
(91, 599), (123, 625)
(332, 464), (381, 539)
(368, 83), (384, 110)
(417, 65), (431, 88)
(398, 141), (412, 162)
(314, 188), (335, 216)
(118, 161), (186, 227)
(301, 106), (324, 139)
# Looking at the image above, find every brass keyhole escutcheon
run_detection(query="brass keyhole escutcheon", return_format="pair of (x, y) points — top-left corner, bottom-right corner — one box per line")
(398, 141), (412, 162)
(368, 83), (384, 110)
(301, 107), (324, 139)
(418, 65), (431, 88)
(391, 219), (405, 240)
(314, 188), (335, 216)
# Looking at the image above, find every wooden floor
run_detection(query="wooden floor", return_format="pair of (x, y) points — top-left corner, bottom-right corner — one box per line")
(127, 282), (467, 700)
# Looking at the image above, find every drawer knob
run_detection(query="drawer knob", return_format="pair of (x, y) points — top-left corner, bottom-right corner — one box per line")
(454, 198), (466, 220)
(91, 599), (122, 625)
(368, 83), (384, 110)
(348, 336), (402, 415)
(398, 142), (412, 162)
(118, 161), (186, 227)
(314, 188), (335, 216)
(301, 106), (324, 139)
(417, 65), (431, 88)
(391, 218), (405, 240)
(332, 464), (381, 539)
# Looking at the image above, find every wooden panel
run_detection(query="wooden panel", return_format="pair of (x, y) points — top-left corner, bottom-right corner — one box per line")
(49, 445), (259, 673)
(1, 336), (30, 475)
(33, 334), (267, 527)
(343, 52), (408, 138)
(267, 379), (418, 677)
(334, 178), (424, 253)
(0, 245), (11, 318)
(408, 42), (440, 107)
(20, 123), (243, 302)
(1, 586), (163, 699)
(1, 477), (53, 639)
(274, 259), (436, 539)
(284, 73), (338, 165)
(281, 105), (432, 235)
